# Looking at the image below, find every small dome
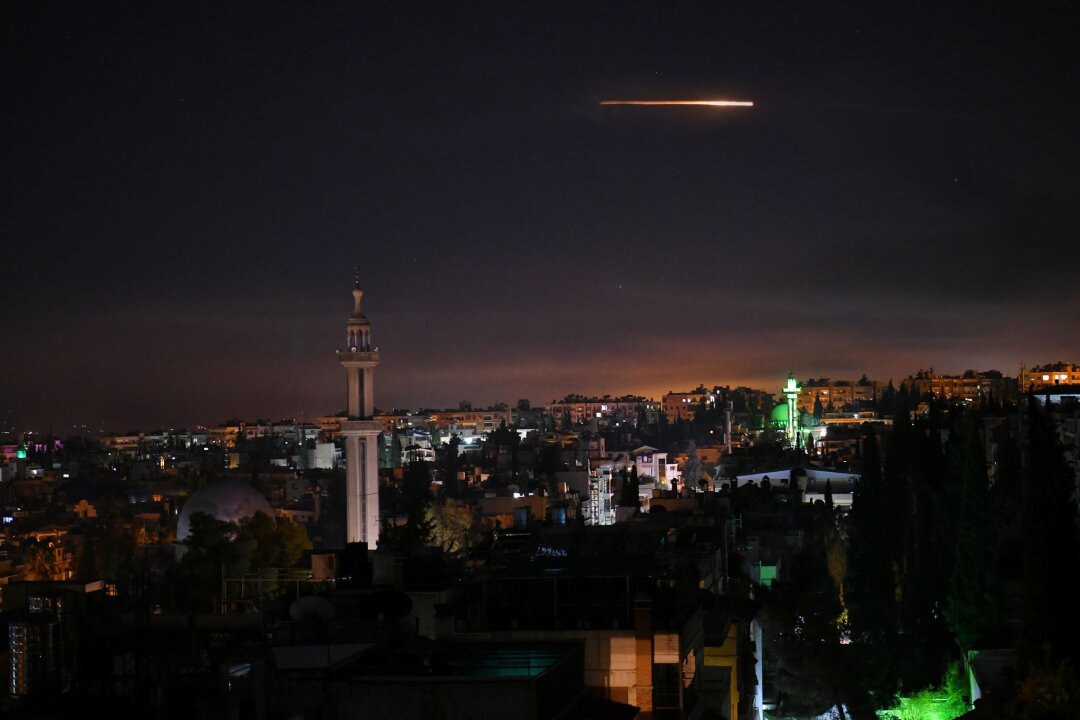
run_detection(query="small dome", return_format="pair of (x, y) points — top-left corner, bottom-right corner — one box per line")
(177, 478), (274, 541)
(770, 403), (790, 426)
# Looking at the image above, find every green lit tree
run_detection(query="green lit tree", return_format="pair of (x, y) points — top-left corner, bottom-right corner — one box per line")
(876, 661), (969, 720)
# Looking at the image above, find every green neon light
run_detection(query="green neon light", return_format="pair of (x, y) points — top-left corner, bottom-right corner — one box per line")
(16, 449), (27, 459)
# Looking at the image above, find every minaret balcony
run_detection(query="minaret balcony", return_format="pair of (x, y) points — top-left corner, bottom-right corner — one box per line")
(337, 349), (380, 364)
(340, 419), (383, 433)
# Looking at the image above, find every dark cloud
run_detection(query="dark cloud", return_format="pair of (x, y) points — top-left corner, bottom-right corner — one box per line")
(3, 3), (1078, 430)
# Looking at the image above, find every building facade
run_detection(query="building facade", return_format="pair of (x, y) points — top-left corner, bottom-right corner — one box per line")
(662, 389), (710, 424)
(902, 369), (1016, 405)
(1022, 362), (1080, 392)
(547, 395), (658, 428)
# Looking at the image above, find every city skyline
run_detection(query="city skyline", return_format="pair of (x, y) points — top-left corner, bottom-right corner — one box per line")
(5, 3), (1079, 431)
(5, 359), (1060, 436)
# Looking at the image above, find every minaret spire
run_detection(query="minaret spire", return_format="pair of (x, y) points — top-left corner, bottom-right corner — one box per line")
(352, 266), (364, 316)
(345, 270), (372, 351)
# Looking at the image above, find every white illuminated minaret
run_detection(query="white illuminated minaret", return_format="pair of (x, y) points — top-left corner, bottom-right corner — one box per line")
(337, 276), (382, 548)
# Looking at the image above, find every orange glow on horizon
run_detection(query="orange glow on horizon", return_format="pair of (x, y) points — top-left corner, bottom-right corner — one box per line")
(600, 99), (754, 107)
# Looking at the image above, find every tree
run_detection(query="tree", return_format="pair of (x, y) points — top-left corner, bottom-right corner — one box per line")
(878, 380), (897, 417)
(392, 429), (404, 466)
(91, 510), (141, 584)
(618, 466), (639, 508)
(442, 435), (462, 497)
(379, 506), (433, 554)
(1008, 661), (1080, 719)
(537, 441), (565, 482)
(426, 501), (474, 557)
(844, 430), (900, 714)
(278, 518), (313, 568)
(944, 414), (1003, 652)
(822, 511), (848, 609)
(990, 424), (1023, 587)
(1019, 397), (1079, 671)
(876, 661), (968, 720)
(892, 401), (956, 692)
(560, 409), (572, 432)
(75, 531), (98, 583)
(23, 543), (63, 581)
(682, 441), (704, 491)
(381, 460), (435, 553)
(235, 511), (280, 572)
(173, 511), (240, 612)
(402, 460), (434, 507)
(759, 540), (852, 719)
(313, 467), (347, 548)
(485, 421), (521, 481)
(235, 512), (311, 575)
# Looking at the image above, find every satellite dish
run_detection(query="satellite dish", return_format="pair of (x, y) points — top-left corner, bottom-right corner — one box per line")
(289, 595), (336, 623)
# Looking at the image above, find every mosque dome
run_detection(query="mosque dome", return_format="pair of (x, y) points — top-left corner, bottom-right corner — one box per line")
(770, 403), (790, 427)
(176, 478), (274, 541)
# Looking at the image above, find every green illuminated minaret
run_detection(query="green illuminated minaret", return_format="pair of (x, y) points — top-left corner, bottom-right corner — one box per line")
(782, 373), (800, 446)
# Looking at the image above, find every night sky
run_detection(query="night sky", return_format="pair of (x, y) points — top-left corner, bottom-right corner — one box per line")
(4, 3), (1079, 433)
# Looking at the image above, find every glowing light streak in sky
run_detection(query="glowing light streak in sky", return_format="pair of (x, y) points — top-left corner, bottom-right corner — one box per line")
(600, 99), (754, 107)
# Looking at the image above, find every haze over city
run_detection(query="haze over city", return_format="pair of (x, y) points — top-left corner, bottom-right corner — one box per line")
(4, 3), (1078, 431)
(5, 5), (1080, 720)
